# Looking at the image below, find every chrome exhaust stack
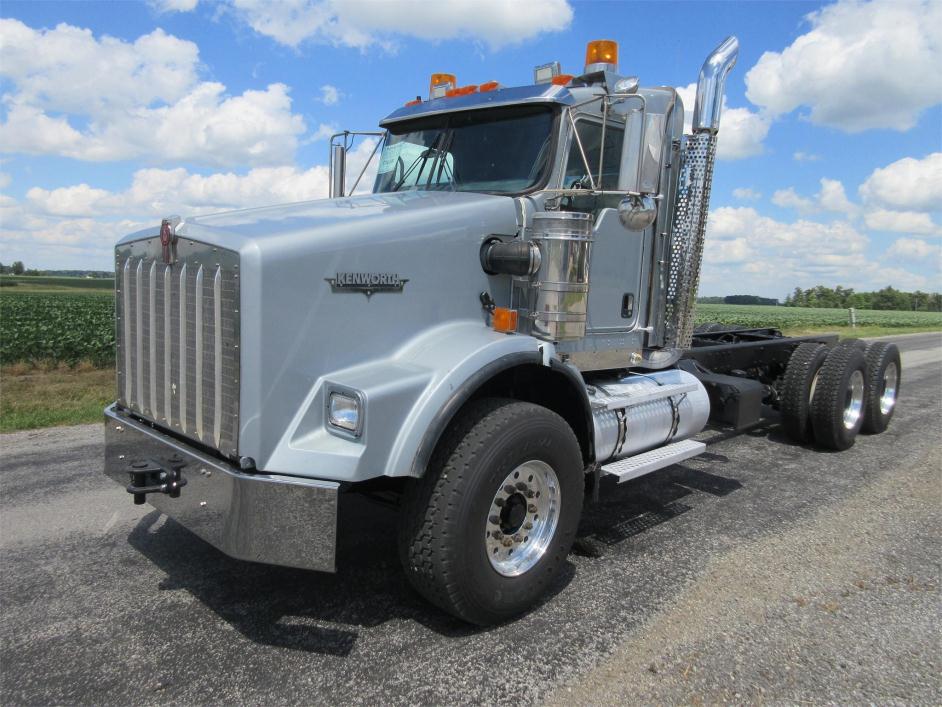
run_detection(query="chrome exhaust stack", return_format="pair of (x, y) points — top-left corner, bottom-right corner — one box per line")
(660, 36), (739, 352)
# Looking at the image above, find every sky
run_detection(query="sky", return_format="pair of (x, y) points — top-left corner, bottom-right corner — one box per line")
(0, 0), (940, 299)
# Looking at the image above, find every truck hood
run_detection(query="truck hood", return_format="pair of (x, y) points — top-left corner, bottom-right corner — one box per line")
(129, 190), (522, 468)
(131, 190), (518, 251)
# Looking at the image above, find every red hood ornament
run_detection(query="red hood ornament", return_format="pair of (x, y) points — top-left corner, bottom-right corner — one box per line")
(159, 217), (180, 264)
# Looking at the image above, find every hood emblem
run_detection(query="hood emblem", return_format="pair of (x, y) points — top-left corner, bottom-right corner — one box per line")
(326, 272), (409, 298)
(159, 216), (181, 265)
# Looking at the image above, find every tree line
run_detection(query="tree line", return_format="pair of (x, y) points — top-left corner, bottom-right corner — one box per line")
(0, 262), (113, 278)
(784, 285), (942, 312)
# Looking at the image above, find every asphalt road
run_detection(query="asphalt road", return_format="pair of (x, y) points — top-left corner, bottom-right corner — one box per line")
(2, 333), (939, 705)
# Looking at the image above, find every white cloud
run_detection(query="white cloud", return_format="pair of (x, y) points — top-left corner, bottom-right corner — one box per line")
(0, 19), (307, 166)
(772, 187), (815, 214)
(817, 178), (856, 215)
(1, 137), (381, 269)
(793, 151), (820, 162)
(701, 206), (931, 295)
(858, 153), (942, 212)
(886, 237), (942, 263)
(732, 187), (761, 201)
(227, 0), (573, 49)
(676, 83), (769, 160)
(311, 123), (338, 141)
(745, 0), (942, 132)
(864, 209), (941, 237)
(319, 84), (340, 105)
(150, 0), (200, 11)
(772, 178), (857, 216)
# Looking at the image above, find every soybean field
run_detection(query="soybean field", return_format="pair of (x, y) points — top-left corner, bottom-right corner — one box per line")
(695, 303), (942, 330)
(1, 290), (115, 366)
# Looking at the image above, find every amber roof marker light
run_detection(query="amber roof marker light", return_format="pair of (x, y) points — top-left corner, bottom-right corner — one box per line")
(584, 39), (618, 73)
(428, 73), (456, 99)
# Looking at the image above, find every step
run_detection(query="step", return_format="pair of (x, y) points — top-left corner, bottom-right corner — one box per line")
(600, 439), (706, 484)
(596, 381), (699, 411)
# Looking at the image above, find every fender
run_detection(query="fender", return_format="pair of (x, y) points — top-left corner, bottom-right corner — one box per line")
(259, 320), (593, 483)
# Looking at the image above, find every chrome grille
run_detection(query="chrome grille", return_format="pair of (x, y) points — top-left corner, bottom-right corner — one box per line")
(663, 132), (716, 350)
(116, 237), (240, 457)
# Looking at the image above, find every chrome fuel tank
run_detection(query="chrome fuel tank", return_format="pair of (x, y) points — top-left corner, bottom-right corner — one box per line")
(589, 368), (710, 462)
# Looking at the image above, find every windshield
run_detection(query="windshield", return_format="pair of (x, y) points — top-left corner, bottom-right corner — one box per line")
(374, 105), (556, 195)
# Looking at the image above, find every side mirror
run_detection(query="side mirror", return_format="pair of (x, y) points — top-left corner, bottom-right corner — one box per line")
(329, 143), (346, 198)
(615, 108), (666, 196)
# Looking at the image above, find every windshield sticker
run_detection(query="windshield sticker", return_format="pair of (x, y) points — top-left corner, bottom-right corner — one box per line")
(378, 142), (406, 173)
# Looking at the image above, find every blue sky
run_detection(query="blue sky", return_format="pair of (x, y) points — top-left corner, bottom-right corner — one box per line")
(1, 0), (939, 298)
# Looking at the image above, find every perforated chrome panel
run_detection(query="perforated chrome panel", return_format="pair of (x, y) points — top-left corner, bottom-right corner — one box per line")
(663, 132), (716, 350)
(115, 237), (240, 457)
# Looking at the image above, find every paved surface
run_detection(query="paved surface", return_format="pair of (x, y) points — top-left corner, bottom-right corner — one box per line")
(1, 333), (939, 705)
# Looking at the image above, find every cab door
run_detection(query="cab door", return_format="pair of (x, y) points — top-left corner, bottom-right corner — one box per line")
(560, 118), (643, 332)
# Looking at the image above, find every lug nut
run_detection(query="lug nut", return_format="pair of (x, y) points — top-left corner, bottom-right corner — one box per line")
(516, 482), (527, 491)
(502, 537), (513, 547)
(489, 515), (499, 525)
(524, 522), (533, 530)
(503, 485), (516, 495)
(528, 503), (537, 513)
(526, 490), (535, 498)
(513, 534), (523, 543)
(492, 531), (503, 540)
(494, 498), (505, 507)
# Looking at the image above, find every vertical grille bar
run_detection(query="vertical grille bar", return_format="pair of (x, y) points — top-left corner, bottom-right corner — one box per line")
(195, 264), (204, 443)
(122, 259), (132, 404)
(148, 261), (157, 415)
(135, 259), (143, 411)
(164, 266), (172, 425)
(213, 266), (223, 449)
(179, 262), (188, 433)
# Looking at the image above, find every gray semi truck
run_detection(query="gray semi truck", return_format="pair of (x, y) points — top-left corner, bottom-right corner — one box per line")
(103, 38), (902, 625)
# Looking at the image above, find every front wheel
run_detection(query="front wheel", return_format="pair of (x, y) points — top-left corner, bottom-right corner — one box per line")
(398, 398), (584, 625)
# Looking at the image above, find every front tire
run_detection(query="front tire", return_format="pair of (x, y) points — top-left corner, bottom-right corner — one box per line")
(398, 398), (584, 625)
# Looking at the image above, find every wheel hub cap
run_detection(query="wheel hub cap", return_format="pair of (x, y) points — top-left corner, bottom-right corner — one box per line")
(485, 460), (559, 577)
(843, 369), (865, 430)
(880, 362), (898, 415)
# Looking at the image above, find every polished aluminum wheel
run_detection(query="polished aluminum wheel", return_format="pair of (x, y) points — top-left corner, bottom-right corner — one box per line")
(843, 369), (865, 430)
(879, 362), (898, 416)
(485, 460), (559, 577)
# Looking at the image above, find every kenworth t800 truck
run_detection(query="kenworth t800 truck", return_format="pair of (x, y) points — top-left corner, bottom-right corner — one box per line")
(104, 38), (902, 625)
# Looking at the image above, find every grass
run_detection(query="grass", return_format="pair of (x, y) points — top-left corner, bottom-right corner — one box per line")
(780, 325), (940, 339)
(0, 275), (114, 293)
(0, 364), (114, 433)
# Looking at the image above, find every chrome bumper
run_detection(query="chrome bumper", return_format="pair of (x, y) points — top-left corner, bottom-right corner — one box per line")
(104, 404), (338, 572)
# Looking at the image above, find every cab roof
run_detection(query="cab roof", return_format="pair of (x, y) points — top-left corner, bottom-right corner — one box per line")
(379, 83), (584, 127)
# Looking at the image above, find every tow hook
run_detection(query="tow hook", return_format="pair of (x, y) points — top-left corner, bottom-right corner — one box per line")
(125, 455), (187, 505)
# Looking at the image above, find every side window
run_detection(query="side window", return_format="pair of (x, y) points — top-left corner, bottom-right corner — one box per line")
(563, 120), (625, 190)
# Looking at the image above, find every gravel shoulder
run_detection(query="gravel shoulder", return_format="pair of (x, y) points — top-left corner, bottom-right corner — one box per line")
(553, 443), (941, 705)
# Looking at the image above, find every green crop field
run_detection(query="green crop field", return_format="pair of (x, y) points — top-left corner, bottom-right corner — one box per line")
(695, 304), (942, 330)
(0, 291), (115, 366)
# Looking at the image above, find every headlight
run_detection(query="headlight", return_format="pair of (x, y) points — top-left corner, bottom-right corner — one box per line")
(328, 391), (362, 436)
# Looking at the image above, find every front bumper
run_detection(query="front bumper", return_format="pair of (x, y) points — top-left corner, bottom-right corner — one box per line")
(104, 404), (338, 572)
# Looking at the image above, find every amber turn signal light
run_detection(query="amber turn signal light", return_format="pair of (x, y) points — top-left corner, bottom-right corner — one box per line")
(551, 74), (574, 86)
(492, 307), (518, 333)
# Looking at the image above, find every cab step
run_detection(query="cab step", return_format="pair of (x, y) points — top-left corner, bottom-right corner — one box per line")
(600, 439), (706, 484)
(594, 381), (699, 411)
